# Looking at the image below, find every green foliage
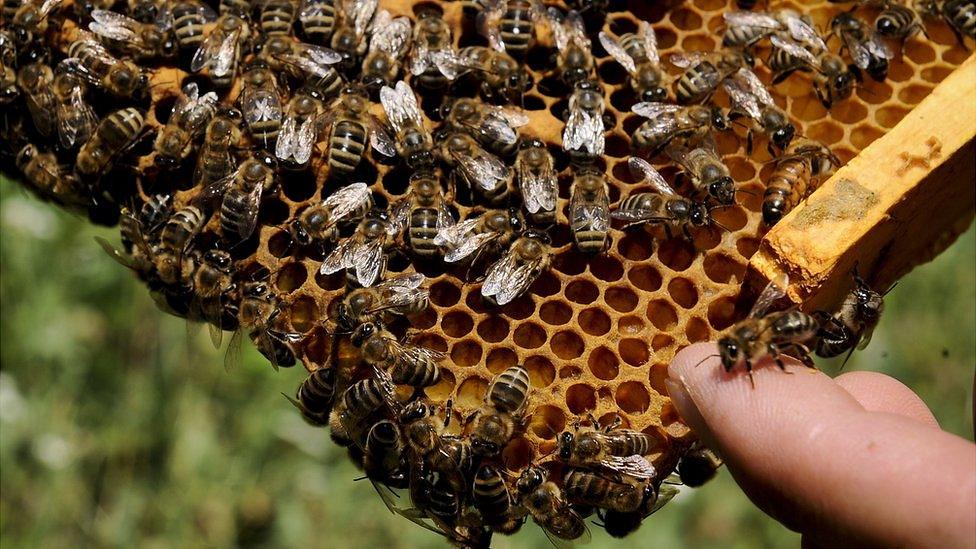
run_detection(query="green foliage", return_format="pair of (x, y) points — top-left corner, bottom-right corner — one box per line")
(1, 180), (972, 548)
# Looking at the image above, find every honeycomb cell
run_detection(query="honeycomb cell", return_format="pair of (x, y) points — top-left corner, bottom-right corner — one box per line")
(943, 46), (970, 65)
(302, 328), (329, 366)
(692, 0), (725, 11)
(588, 346), (620, 381)
(886, 59), (916, 82)
(551, 330), (585, 359)
(704, 252), (746, 284)
(616, 381), (651, 414)
(651, 333), (675, 352)
(456, 376), (490, 409)
(539, 300), (573, 325)
(629, 264), (663, 292)
(685, 316), (711, 343)
(524, 355), (556, 388)
(442, 311), (474, 338)
(898, 83), (933, 104)
(268, 231), (293, 258)
(648, 362), (668, 396)
(502, 437), (534, 471)
(590, 256), (624, 282)
(831, 100), (869, 124)
(657, 239), (696, 271)
(413, 333), (448, 353)
(921, 65), (953, 83)
(618, 315), (645, 335)
(514, 323), (547, 349)
(647, 299), (678, 330)
(667, 277), (699, 309)
(905, 41), (936, 65)
(314, 271), (345, 291)
(529, 405), (566, 439)
(425, 370), (456, 402)
(486, 347), (518, 375)
(501, 296), (535, 321)
(599, 61), (629, 86)
(567, 384), (597, 414)
(605, 286), (639, 312)
(706, 295), (737, 330)
(874, 104), (910, 128)
(669, 8), (702, 30)
(477, 316), (510, 343)
(605, 134), (631, 158)
(806, 120), (845, 144)
(609, 15), (638, 35)
(430, 280), (461, 307)
(655, 27), (678, 49)
(451, 340), (483, 368)
(553, 253), (587, 276)
(530, 271), (562, 297)
(617, 233), (654, 261)
(681, 34), (715, 52)
(276, 262), (308, 293)
(727, 156), (757, 183)
(289, 295), (318, 333)
(579, 308), (612, 336)
(560, 365), (583, 380)
(411, 307), (437, 330)
(565, 280), (600, 304)
(850, 125), (885, 150)
(619, 338), (650, 367)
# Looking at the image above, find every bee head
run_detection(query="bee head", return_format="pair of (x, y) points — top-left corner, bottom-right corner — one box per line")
(203, 249), (232, 270)
(762, 198), (785, 226)
(771, 124), (796, 152)
(716, 337), (741, 372)
(557, 431), (574, 459)
(523, 229), (551, 246)
(400, 401), (429, 423)
(351, 321), (379, 346)
(516, 467), (545, 493)
(506, 208), (524, 232)
(520, 138), (544, 150)
(709, 177), (736, 206)
(640, 86), (668, 103)
(471, 437), (500, 457)
(690, 203), (712, 227)
(288, 219), (312, 247)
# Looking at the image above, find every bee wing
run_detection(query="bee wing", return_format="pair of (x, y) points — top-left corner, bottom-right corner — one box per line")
(379, 80), (421, 133)
(228, 180), (263, 242)
(866, 31), (894, 60)
(275, 114), (299, 161)
(57, 86), (97, 149)
(223, 328), (244, 372)
(320, 237), (354, 274)
(476, 0), (505, 52)
(649, 483), (680, 514)
(480, 108), (524, 145)
(242, 88), (283, 127)
(783, 14), (827, 51)
(279, 43), (342, 79)
(669, 51), (707, 68)
(736, 68), (776, 107)
(58, 57), (101, 87)
(571, 187), (610, 232)
(408, 42), (429, 75)
(351, 239), (385, 287)
(563, 107), (605, 156)
(454, 147), (507, 192)
(433, 216), (478, 248)
(197, 171), (236, 207)
(482, 248), (546, 305)
(749, 273), (789, 318)
(89, 9), (140, 42)
(610, 206), (662, 223)
(769, 34), (820, 68)
(443, 227), (499, 263)
(517, 156), (557, 214)
(598, 31), (637, 75)
(389, 338), (445, 365)
(369, 11), (412, 56)
(366, 115), (396, 157)
(639, 21), (660, 65)
(723, 10), (780, 29)
(628, 157), (677, 197)
(546, 7), (570, 51)
(322, 181), (372, 222)
(279, 112), (317, 164)
(564, 10), (589, 48)
(95, 236), (136, 268)
(600, 455), (658, 480)
(429, 49), (471, 80)
(436, 204), (455, 230)
(722, 71), (763, 122)
(374, 272), (427, 300)
(842, 32), (874, 70)
(631, 101), (681, 120)
(212, 28), (241, 77)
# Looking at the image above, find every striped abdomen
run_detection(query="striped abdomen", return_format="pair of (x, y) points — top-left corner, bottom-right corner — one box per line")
(172, 1), (209, 50)
(161, 206), (206, 253)
(327, 118), (366, 176)
(341, 377), (387, 420)
(390, 356), (440, 388)
(488, 366), (529, 413)
(499, 0), (534, 58)
(763, 155), (810, 226)
(299, 0), (335, 43)
(876, 4), (919, 38)
(473, 465), (513, 521)
(605, 430), (653, 457)
(407, 207), (440, 257)
(297, 367), (337, 423)
(260, 0), (297, 35)
(945, 0), (976, 38)
(675, 61), (720, 104)
(770, 310), (820, 343)
(564, 470), (643, 513)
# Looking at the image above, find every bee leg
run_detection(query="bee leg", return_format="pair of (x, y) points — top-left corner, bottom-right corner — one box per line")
(682, 224), (695, 242)
(604, 414), (622, 432)
(746, 130), (755, 155)
(443, 398), (454, 429)
(744, 359), (756, 389)
(786, 343), (817, 369)
(663, 224), (675, 241)
(767, 344), (794, 374)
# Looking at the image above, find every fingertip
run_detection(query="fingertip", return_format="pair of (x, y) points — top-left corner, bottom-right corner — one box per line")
(835, 371), (940, 428)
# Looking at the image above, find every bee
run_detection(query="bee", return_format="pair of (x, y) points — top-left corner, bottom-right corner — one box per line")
(557, 417), (658, 476)
(379, 80), (434, 169)
(15, 144), (87, 208)
(437, 130), (512, 205)
(407, 7), (453, 91)
(187, 248), (237, 343)
(469, 365), (530, 456)
(360, 9), (412, 89)
(259, 35), (343, 97)
(767, 34), (859, 109)
(16, 61), (56, 138)
(171, 0), (216, 52)
(569, 165), (610, 254)
(126, 0), (167, 22)
(434, 208), (523, 264)
(335, 272), (429, 331)
(667, 139), (736, 206)
(670, 49), (752, 105)
(442, 46), (532, 104)
(473, 465), (524, 534)
(88, 8), (179, 61)
(917, 0), (975, 44)
(276, 86), (326, 167)
(63, 31), (150, 98)
(259, 0), (298, 35)
(206, 153), (278, 244)
(612, 157), (716, 241)
(875, 2), (926, 40)
(350, 321), (444, 387)
(762, 138), (839, 226)
(830, 12), (893, 82)
(219, 0), (251, 17)
(721, 9), (822, 50)
(52, 67), (98, 150)
(390, 169), (455, 258)
(722, 68), (795, 154)
(598, 480), (680, 538)
(154, 205), (207, 286)
(631, 102), (728, 155)
(563, 79), (606, 163)
(599, 21), (668, 102)
(677, 441), (722, 487)
(319, 84), (396, 178)
(238, 60), (283, 150)
(482, 230), (552, 305)
(363, 419), (408, 488)
(0, 32), (18, 105)
(288, 181), (373, 248)
(441, 97), (528, 157)
(190, 13), (250, 88)
(288, 367), (337, 426)
(9, 0), (61, 45)
(813, 267), (888, 361)
(233, 281), (303, 370)
(476, 0), (543, 59)
(328, 374), (392, 446)
(330, 0), (378, 73)
(717, 274), (820, 382)
(547, 8), (594, 87)
(154, 82), (219, 168)
(298, 0), (336, 44)
(516, 467), (591, 544)
(195, 108), (244, 187)
(515, 139), (557, 226)
(97, 204), (161, 277)
(75, 107), (147, 180)
(564, 470), (645, 513)
(320, 209), (398, 287)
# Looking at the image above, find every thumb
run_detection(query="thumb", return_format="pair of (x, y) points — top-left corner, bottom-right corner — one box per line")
(666, 342), (976, 548)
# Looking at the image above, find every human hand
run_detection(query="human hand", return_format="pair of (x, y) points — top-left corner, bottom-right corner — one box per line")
(665, 342), (976, 549)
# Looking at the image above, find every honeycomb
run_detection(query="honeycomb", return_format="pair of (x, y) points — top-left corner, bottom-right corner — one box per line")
(1, 0), (971, 543)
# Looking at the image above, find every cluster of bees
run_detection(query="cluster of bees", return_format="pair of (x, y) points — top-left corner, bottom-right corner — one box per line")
(0, 0), (969, 544)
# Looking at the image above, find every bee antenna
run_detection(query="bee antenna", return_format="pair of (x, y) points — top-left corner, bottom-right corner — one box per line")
(734, 187), (757, 197)
(692, 353), (720, 368)
(882, 282), (898, 296)
(352, 475), (368, 481)
(711, 219), (732, 233)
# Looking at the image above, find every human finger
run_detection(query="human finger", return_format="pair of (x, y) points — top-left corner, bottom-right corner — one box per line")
(835, 370), (939, 428)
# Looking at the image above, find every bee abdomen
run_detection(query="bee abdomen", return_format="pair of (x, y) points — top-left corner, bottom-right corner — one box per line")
(408, 208), (440, 257)
(564, 470), (642, 513)
(763, 157), (810, 226)
(473, 465), (512, 519)
(500, 4), (533, 58)
(260, 1), (297, 35)
(173, 2), (208, 49)
(676, 62), (720, 104)
(391, 360), (441, 387)
(607, 431), (652, 456)
(771, 310), (820, 342)
(328, 119), (366, 176)
(220, 188), (255, 241)
(572, 226), (608, 254)
(489, 366), (529, 413)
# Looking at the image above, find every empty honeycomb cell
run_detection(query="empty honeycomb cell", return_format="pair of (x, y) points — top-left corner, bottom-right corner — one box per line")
(608, 14), (638, 35)
(451, 340), (483, 367)
(857, 81), (894, 104)
(413, 332), (448, 353)
(442, 311), (474, 338)
(703, 252), (746, 284)
(647, 299), (679, 330)
(628, 264), (663, 292)
(621, 114), (645, 137)
(905, 41), (937, 65)
(943, 47), (970, 65)
(275, 262), (308, 293)
(313, 270), (345, 293)
(655, 26), (678, 49)
(560, 365), (583, 380)
(921, 65), (954, 83)
(714, 131), (741, 155)
(692, 0), (725, 11)
(657, 239), (697, 271)
(429, 280), (461, 307)
(648, 362), (669, 397)
(588, 347), (620, 381)
(281, 171), (318, 202)
(727, 156), (757, 183)
(806, 120), (845, 145)
(651, 333), (675, 352)
(302, 328), (329, 366)
(681, 34), (716, 52)
(850, 125), (885, 151)
(616, 381), (651, 414)
(551, 330), (585, 359)
(579, 308), (612, 336)
(667, 278), (699, 309)
(589, 256), (624, 282)
(875, 104), (911, 129)
(529, 405), (566, 439)
(736, 236), (761, 260)
(833, 147), (857, 165)
(411, 307), (437, 330)
(618, 315), (645, 335)
(736, 183), (764, 213)
(692, 226), (723, 251)
(524, 356), (556, 388)
(605, 135), (631, 158)
(289, 296), (319, 333)
(899, 83), (933, 104)
(565, 280), (600, 304)
(605, 286), (639, 313)
(502, 437), (535, 472)
(539, 300), (573, 325)
(686, 316), (712, 343)
(486, 348), (518, 375)
(456, 376), (490, 409)
(711, 206), (748, 232)
(553, 253), (587, 276)
(617, 233), (654, 261)
(529, 271), (561, 297)
(669, 7), (702, 30)
(424, 370), (456, 402)
(789, 92), (830, 122)
(706, 295), (737, 330)
(619, 338), (650, 367)
(267, 231), (293, 258)
(514, 323), (547, 349)
(567, 384), (598, 414)
(599, 62), (629, 86)
(830, 100), (869, 124)
(501, 296), (536, 321)
(477, 316), (510, 343)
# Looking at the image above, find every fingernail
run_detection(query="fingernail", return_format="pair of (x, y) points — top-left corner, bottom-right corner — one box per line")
(665, 376), (712, 442)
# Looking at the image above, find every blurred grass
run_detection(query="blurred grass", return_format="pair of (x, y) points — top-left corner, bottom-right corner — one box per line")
(1, 179), (972, 549)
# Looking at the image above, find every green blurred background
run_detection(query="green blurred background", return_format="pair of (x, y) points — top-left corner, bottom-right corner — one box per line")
(1, 179), (973, 549)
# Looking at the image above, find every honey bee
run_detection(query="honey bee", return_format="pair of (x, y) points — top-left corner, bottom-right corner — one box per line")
(445, 46), (532, 104)
(631, 102), (729, 155)
(238, 60), (283, 150)
(52, 67), (98, 150)
(407, 7), (453, 90)
(190, 13), (250, 88)
(88, 8), (179, 61)
(0, 32), (18, 105)
(717, 274), (820, 382)
(813, 267), (888, 361)
(469, 365), (529, 456)
(557, 417), (658, 475)
(75, 107), (147, 180)
(259, 35), (344, 97)
(171, 0), (216, 52)
(258, 0), (298, 35)
(351, 321), (444, 387)
(288, 367), (337, 426)
(97, 204), (160, 277)
(569, 165), (610, 254)
(319, 84), (396, 178)
(330, 0), (377, 72)
(298, 0), (336, 44)
(516, 466), (591, 544)
(360, 9), (412, 89)
(195, 108), (244, 187)
(16, 61), (56, 138)
(276, 86), (326, 167)
(187, 248), (237, 343)
(379, 80), (434, 169)
(473, 464), (524, 534)
(15, 143), (87, 208)
(204, 153), (277, 243)
(515, 139), (557, 226)
(875, 2), (926, 40)
(441, 97), (528, 157)
(390, 168), (455, 258)
(481, 230), (552, 305)
(830, 12), (893, 81)
(288, 181), (373, 249)
(476, 0), (543, 59)
(363, 419), (408, 488)
(153, 205), (207, 285)
(562, 79), (606, 162)
(126, 0), (166, 22)
(597, 477), (680, 537)
(434, 208), (523, 264)
(722, 68), (795, 154)
(320, 209), (397, 287)
(9, 0), (61, 45)
(767, 34), (859, 109)
(231, 281), (303, 370)
(612, 157), (716, 240)
(762, 138), (839, 225)
(437, 130), (512, 205)
(547, 8), (594, 87)
(721, 9), (823, 50)
(154, 82), (219, 168)
(677, 441), (722, 487)
(564, 470), (645, 513)
(917, 0), (975, 44)
(599, 21), (668, 102)
(670, 48), (752, 105)
(334, 272), (429, 330)
(328, 374), (393, 446)
(63, 31), (150, 98)
(667, 140), (736, 206)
